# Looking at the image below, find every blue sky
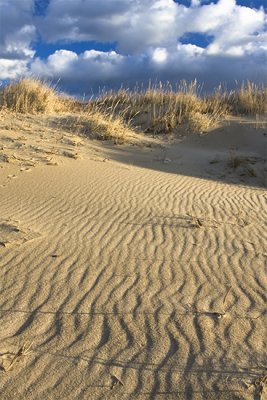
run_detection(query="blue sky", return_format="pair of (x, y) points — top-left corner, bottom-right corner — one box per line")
(0, 0), (266, 94)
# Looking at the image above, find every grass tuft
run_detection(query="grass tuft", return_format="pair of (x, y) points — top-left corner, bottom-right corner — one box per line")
(0, 79), (66, 114)
(57, 110), (135, 142)
(229, 81), (267, 115)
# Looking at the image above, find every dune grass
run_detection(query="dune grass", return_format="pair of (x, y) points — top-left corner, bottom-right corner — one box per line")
(229, 81), (267, 115)
(0, 79), (65, 114)
(55, 111), (135, 142)
(0, 79), (134, 141)
(91, 80), (266, 134)
(90, 80), (228, 134)
(0, 78), (266, 139)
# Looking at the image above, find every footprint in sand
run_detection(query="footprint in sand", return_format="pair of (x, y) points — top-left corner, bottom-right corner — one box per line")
(0, 220), (41, 248)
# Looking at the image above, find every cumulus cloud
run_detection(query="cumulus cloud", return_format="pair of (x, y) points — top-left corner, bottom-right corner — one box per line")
(30, 49), (144, 93)
(36, 0), (179, 53)
(36, 0), (266, 55)
(30, 43), (266, 94)
(0, 59), (30, 80)
(0, 0), (36, 79)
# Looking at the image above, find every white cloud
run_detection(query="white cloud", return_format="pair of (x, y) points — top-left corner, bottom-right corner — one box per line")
(0, 0), (35, 79)
(36, 0), (266, 56)
(36, 0), (179, 53)
(191, 0), (201, 7)
(0, 59), (29, 80)
(152, 48), (168, 63)
(31, 49), (127, 85)
(30, 42), (266, 94)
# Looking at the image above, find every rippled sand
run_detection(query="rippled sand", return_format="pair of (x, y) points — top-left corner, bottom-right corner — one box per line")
(0, 116), (266, 399)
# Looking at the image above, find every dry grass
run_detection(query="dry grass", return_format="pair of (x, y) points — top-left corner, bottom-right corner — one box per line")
(0, 79), (266, 139)
(92, 80), (225, 134)
(56, 110), (135, 142)
(0, 79), (70, 114)
(229, 150), (243, 169)
(229, 81), (267, 115)
(88, 80), (266, 135)
(0, 79), (134, 141)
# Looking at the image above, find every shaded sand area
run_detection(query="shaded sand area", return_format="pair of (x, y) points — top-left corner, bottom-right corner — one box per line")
(0, 115), (266, 399)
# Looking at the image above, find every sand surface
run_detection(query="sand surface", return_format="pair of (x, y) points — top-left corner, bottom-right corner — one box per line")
(0, 115), (266, 399)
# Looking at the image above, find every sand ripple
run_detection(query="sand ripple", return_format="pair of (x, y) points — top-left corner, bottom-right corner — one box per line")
(0, 157), (266, 399)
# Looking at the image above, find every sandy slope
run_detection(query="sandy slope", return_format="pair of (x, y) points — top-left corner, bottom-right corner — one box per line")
(0, 116), (266, 399)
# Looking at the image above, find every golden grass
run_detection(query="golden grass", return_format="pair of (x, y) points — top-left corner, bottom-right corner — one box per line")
(0, 78), (266, 139)
(229, 81), (267, 115)
(92, 81), (216, 134)
(56, 110), (135, 142)
(0, 79), (135, 141)
(0, 79), (69, 114)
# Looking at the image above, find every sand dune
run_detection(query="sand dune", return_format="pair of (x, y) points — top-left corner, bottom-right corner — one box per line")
(0, 116), (266, 399)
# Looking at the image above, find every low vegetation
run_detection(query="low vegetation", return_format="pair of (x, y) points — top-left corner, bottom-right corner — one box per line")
(229, 81), (267, 115)
(0, 78), (266, 140)
(56, 111), (135, 142)
(0, 79), (65, 114)
(90, 81), (229, 134)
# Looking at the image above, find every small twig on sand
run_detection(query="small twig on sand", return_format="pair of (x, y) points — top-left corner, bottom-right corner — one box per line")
(3, 342), (32, 373)
(223, 286), (232, 308)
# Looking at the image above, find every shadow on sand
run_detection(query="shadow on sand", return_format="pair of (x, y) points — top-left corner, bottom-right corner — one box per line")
(99, 119), (266, 189)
